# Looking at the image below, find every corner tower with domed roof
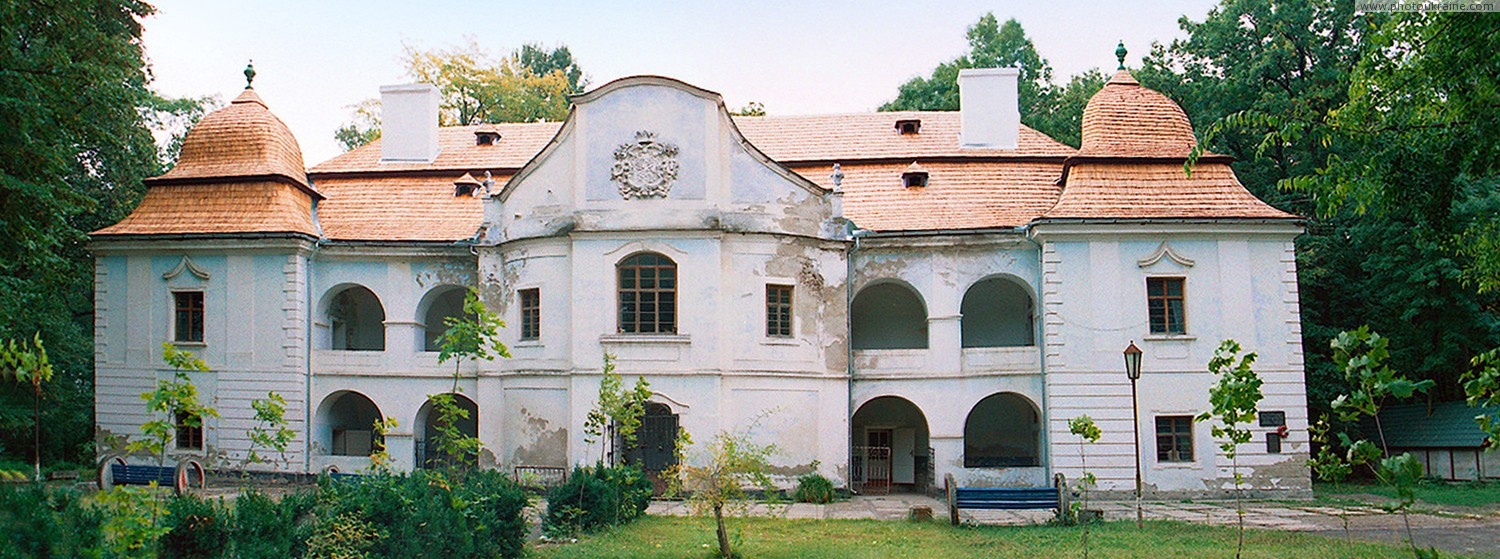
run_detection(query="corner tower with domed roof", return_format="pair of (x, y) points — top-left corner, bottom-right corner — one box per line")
(1028, 45), (1308, 497)
(92, 66), (323, 469)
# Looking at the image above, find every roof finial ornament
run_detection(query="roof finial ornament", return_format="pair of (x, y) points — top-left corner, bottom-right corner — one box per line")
(830, 163), (844, 189)
(1115, 41), (1128, 70)
(244, 60), (256, 89)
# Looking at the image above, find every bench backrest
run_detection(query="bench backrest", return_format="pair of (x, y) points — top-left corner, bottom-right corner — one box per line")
(110, 464), (177, 486)
(953, 487), (1059, 510)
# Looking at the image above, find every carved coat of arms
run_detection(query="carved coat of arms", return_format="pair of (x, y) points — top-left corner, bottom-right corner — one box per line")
(611, 131), (680, 199)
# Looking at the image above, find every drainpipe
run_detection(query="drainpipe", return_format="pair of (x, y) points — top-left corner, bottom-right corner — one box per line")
(304, 238), (322, 474)
(1020, 225), (1050, 482)
(845, 228), (868, 492)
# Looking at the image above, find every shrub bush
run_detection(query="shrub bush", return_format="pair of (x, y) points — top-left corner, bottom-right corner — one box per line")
(0, 483), (105, 558)
(793, 472), (836, 504)
(160, 495), (231, 559)
(545, 463), (654, 534)
(316, 469), (528, 559)
(233, 489), (316, 559)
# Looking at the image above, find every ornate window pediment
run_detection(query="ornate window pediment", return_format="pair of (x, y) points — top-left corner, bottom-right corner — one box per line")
(162, 255), (210, 281)
(611, 131), (680, 199)
(1136, 242), (1195, 268)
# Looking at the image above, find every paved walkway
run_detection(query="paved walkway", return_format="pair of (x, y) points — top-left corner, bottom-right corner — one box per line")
(646, 496), (1500, 558)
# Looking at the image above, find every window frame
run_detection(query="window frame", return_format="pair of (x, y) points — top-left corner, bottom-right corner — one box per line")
(171, 290), (206, 345)
(175, 410), (204, 451)
(519, 288), (541, 341)
(1155, 415), (1195, 463)
(1146, 276), (1187, 335)
(765, 284), (794, 338)
(616, 253), (678, 335)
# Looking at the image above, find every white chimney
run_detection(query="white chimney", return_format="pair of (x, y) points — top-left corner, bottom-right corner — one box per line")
(957, 68), (1020, 150)
(379, 83), (441, 162)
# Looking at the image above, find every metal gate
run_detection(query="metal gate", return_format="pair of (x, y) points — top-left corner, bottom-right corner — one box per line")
(851, 445), (892, 494)
(622, 403), (679, 479)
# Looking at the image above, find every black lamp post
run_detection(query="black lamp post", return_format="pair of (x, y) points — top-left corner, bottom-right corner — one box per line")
(1124, 341), (1143, 527)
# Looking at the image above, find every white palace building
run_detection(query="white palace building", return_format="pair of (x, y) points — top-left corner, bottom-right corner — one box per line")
(91, 53), (1311, 496)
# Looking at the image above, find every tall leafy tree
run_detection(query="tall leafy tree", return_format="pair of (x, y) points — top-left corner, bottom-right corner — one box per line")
(0, 0), (204, 466)
(1141, 0), (1499, 405)
(514, 43), (588, 94)
(335, 40), (589, 150)
(881, 14), (1095, 145)
(403, 38), (575, 126)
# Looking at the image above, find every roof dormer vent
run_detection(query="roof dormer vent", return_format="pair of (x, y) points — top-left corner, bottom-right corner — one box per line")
(454, 172), (482, 197)
(474, 123), (501, 146)
(901, 162), (929, 188)
(895, 119), (922, 135)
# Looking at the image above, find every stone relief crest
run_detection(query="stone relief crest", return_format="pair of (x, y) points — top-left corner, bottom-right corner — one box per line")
(610, 130), (680, 199)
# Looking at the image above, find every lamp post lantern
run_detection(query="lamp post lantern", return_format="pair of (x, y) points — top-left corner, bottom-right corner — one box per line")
(1124, 341), (1143, 528)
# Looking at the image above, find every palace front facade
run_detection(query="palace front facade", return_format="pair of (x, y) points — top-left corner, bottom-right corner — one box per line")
(92, 60), (1311, 496)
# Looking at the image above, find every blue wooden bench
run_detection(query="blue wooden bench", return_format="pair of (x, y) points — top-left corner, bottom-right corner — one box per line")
(98, 456), (205, 495)
(945, 473), (1069, 525)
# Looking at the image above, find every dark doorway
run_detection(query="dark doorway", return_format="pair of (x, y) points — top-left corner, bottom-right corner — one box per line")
(623, 402), (679, 490)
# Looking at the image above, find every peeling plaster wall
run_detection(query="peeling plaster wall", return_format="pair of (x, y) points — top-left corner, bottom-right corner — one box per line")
(476, 78), (851, 485)
(1033, 227), (1310, 497)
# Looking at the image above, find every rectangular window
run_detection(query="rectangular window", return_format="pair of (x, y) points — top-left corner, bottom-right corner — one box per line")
(1146, 277), (1185, 334)
(519, 288), (540, 341)
(766, 284), (793, 337)
(175, 411), (204, 450)
(173, 291), (205, 343)
(1155, 415), (1194, 462)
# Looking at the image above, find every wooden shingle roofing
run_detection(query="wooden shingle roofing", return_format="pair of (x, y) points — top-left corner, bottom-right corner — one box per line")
(154, 88), (313, 192)
(1043, 162), (1296, 221)
(790, 161), (1063, 231)
(98, 73), (1300, 242)
(91, 181), (318, 237)
(1045, 69), (1297, 222)
(93, 88), (321, 239)
(315, 174), (493, 242)
(1078, 70), (1198, 159)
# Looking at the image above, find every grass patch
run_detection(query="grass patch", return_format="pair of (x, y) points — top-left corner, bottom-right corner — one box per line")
(528, 515), (1431, 558)
(1316, 480), (1500, 509)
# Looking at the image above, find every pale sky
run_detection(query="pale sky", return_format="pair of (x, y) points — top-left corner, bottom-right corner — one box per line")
(141, 0), (1221, 164)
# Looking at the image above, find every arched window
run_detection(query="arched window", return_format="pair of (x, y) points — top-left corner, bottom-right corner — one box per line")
(961, 277), (1035, 348)
(851, 283), (928, 349)
(329, 286), (385, 351)
(963, 393), (1041, 467)
(421, 288), (469, 351)
(618, 253), (676, 334)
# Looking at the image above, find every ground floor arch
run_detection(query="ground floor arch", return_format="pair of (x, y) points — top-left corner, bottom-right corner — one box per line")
(850, 395), (931, 493)
(963, 392), (1041, 468)
(315, 391), (382, 457)
(414, 392), (479, 469)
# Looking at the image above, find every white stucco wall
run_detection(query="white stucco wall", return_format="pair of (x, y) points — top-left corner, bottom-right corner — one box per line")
(1033, 223), (1310, 497)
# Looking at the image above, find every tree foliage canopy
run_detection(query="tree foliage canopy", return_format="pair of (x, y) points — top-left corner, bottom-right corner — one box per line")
(336, 40), (589, 151)
(0, 0), (210, 466)
(880, 13), (1104, 147)
(1139, 0), (1499, 406)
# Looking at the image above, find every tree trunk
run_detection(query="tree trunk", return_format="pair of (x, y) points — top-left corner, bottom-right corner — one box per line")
(714, 503), (731, 558)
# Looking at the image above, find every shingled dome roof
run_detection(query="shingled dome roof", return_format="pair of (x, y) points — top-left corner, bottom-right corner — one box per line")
(154, 88), (311, 190)
(1078, 70), (1197, 158)
(92, 83), (320, 238)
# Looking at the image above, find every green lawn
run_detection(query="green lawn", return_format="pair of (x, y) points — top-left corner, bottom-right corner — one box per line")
(1316, 480), (1500, 510)
(528, 515), (1429, 559)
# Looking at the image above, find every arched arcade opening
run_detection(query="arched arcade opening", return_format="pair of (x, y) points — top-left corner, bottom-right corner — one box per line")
(850, 395), (931, 492)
